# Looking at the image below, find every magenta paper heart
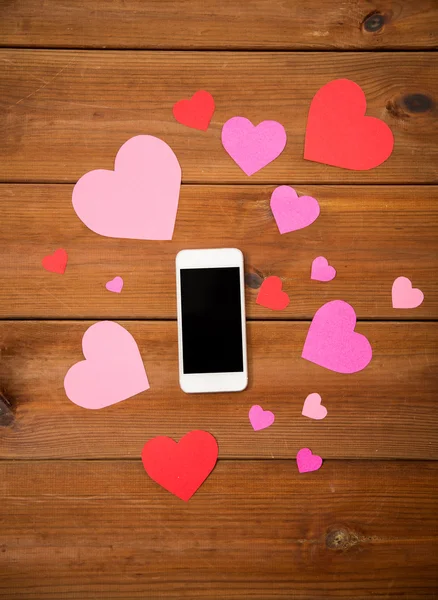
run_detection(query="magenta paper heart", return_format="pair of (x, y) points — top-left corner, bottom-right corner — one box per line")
(311, 256), (336, 282)
(72, 135), (181, 240)
(64, 321), (149, 409)
(392, 277), (424, 309)
(221, 117), (287, 176)
(296, 448), (322, 473)
(106, 276), (123, 293)
(270, 186), (320, 234)
(302, 300), (372, 374)
(302, 393), (327, 420)
(249, 405), (275, 431)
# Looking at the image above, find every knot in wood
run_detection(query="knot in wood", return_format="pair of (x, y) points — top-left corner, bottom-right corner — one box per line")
(362, 12), (385, 33)
(0, 392), (14, 427)
(245, 272), (263, 290)
(325, 527), (357, 550)
(402, 94), (434, 114)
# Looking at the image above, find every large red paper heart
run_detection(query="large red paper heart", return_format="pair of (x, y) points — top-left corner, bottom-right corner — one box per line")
(173, 90), (215, 131)
(141, 430), (218, 501)
(42, 248), (68, 274)
(256, 276), (290, 311)
(304, 79), (394, 171)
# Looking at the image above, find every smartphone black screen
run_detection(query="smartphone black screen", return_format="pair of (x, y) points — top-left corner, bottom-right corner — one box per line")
(180, 267), (244, 374)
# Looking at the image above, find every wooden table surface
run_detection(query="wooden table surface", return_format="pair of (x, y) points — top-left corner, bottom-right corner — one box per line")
(0, 2), (437, 598)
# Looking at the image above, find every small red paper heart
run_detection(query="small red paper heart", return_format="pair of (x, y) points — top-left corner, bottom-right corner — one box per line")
(304, 79), (394, 171)
(141, 430), (218, 501)
(42, 248), (68, 274)
(173, 90), (215, 131)
(256, 276), (290, 311)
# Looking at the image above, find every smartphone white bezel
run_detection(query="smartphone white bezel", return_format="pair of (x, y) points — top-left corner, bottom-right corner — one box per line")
(176, 248), (248, 394)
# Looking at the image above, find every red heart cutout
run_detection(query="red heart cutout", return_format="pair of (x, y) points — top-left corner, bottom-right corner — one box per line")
(304, 79), (394, 171)
(141, 430), (218, 501)
(42, 248), (68, 274)
(173, 90), (215, 131)
(256, 276), (290, 311)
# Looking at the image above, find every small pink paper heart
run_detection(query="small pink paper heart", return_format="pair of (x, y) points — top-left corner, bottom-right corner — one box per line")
(311, 256), (336, 282)
(296, 448), (323, 473)
(64, 321), (149, 410)
(392, 277), (424, 309)
(72, 135), (181, 240)
(106, 276), (124, 293)
(302, 300), (372, 374)
(270, 186), (320, 234)
(302, 393), (327, 420)
(221, 117), (287, 176)
(249, 405), (275, 431)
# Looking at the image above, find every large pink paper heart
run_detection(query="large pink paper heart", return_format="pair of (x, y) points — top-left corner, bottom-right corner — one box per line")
(64, 321), (149, 409)
(270, 186), (320, 234)
(302, 300), (372, 374)
(392, 277), (424, 309)
(311, 256), (336, 282)
(248, 405), (275, 431)
(72, 135), (181, 240)
(221, 117), (287, 176)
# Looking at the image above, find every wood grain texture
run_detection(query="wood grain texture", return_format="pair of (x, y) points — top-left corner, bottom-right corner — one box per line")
(1, 50), (437, 184)
(1, 459), (437, 599)
(0, 320), (436, 460)
(0, 2), (437, 598)
(0, 0), (437, 50)
(0, 184), (436, 319)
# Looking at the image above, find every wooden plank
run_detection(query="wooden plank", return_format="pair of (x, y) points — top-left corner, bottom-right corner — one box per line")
(0, 459), (437, 599)
(0, 320), (436, 460)
(0, 0), (437, 50)
(0, 184), (436, 320)
(0, 50), (437, 183)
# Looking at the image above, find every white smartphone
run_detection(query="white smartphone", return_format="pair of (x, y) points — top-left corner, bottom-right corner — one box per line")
(176, 248), (248, 394)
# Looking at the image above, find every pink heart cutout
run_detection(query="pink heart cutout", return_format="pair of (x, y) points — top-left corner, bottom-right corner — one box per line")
(270, 186), (320, 234)
(392, 277), (424, 309)
(302, 393), (327, 420)
(311, 256), (336, 282)
(106, 276), (124, 293)
(72, 135), (181, 240)
(296, 448), (322, 473)
(221, 117), (287, 176)
(249, 405), (275, 431)
(64, 321), (149, 409)
(302, 300), (372, 374)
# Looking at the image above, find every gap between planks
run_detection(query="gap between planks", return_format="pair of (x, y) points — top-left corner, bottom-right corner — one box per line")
(1, 181), (438, 186)
(1, 46), (438, 53)
(0, 318), (436, 322)
(0, 457), (436, 462)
